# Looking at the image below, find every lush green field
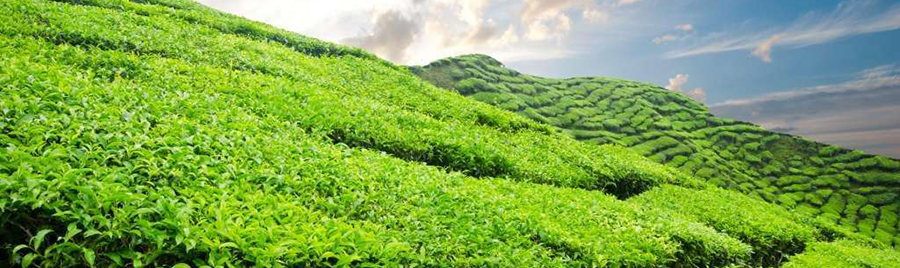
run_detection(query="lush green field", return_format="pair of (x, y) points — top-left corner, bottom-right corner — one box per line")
(1, 0), (898, 267)
(412, 54), (900, 248)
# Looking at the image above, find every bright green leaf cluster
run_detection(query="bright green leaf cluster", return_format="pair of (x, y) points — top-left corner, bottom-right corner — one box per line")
(782, 240), (900, 268)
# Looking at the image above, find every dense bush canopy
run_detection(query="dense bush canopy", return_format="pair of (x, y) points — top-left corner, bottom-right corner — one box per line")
(413, 54), (900, 247)
(1, 0), (898, 267)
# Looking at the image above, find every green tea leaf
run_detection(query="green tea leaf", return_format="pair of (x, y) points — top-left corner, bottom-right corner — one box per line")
(83, 248), (95, 267)
(22, 253), (39, 268)
(31, 230), (52, 250)
(12, 245), (29, 255)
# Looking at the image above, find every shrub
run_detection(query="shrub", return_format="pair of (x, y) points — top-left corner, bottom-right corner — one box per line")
(783, 240), (900, 268)
(820, 194), (846, 215)
(629, 185), (818, 267)
(455, 78), (491, 94)
(868, 192), (898, 206)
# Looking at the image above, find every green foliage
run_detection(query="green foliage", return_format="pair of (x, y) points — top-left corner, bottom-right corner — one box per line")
(783, 240), (900, 268)
(414, 49), (900, 246)
(0, 32), (710, 268)
(1, 0), (705, 201)
(2, 0), (900, 266)
(629, 185), (819, 266)
(0, 1), (755, 266)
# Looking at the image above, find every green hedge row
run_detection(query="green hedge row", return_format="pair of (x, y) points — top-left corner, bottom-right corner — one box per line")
(783, 240), (900, 268)
(628, 185), (819, 266)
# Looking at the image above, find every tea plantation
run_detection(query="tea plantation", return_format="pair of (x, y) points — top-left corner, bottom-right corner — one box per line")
(412, 54), (900, 249)
(0, 0), (898, 267)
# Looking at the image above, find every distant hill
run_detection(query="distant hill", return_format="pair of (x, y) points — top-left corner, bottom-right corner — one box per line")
(1, 0), (898, 267)
(412, 54), (900, 247)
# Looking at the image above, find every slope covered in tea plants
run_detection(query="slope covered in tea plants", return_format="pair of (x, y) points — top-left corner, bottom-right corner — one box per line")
(1, 0), (898, 267)
(412, 54), (900, 247)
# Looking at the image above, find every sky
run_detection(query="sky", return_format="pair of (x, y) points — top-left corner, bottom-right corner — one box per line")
(195, 0), (900, 158)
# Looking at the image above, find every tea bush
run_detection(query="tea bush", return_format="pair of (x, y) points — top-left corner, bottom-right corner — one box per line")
(628, 185), (818, 266)
(782, 240), (900, 268)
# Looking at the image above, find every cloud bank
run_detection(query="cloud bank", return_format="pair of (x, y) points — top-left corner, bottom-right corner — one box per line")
(196, 0), (650, 64)
(710, 64), (900, 157)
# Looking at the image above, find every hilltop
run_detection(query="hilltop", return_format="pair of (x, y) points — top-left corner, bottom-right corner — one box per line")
(412, 54), (900, 248)
(1, 0), (899, 267)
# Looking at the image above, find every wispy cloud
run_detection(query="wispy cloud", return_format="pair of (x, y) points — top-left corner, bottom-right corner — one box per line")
(710, 64), (900, 157)
(711, 64), (900, 107)
(675, 24), (693, 31)
(750, 34), (782, 63)
(519, 0), (644, 41)
(665, 74), (707, 102)
(652, 23), (695, 44)
(666, 0), (900, 62)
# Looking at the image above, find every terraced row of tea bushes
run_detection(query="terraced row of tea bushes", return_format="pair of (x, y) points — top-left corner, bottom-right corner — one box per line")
(2, 17), (760, 268)
(52, 0), (375, 60)
(0, 0), (702, 198)
(630, 185), (823, 266)
(412, 54), (900, 246)
(783, 240), (900, 267)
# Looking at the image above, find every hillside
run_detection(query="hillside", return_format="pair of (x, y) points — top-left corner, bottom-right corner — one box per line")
(412, 54), (900, 248)
(1, 0), (899, 267)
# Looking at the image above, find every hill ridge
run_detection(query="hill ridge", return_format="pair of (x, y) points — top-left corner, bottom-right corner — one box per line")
(412, 54), (900, 247)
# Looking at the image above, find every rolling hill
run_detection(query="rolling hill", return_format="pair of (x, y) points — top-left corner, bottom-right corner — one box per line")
(1, 0), (898, 267)
(411, 54), (900, 248)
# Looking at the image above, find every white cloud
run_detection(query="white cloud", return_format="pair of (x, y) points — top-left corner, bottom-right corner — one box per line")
(524, 11), (573, 41)
(519, 0), (644, 41)
(687, 87), (707, 102)
(652, 34), (681, 44)
(751, 34), (782, 63)
(675, 24), (694, 31)
(666, 0), (900, 62)
(665, 74), (707, 102)
(520, 0), (584, 41)
(652, 23), (694, 44)
(343, 10), (420, 62)
(665, 73), (689, 91)
(582, 7), (611, 23)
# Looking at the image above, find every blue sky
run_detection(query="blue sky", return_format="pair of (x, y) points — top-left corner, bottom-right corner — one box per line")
(196, 0), (900, 157)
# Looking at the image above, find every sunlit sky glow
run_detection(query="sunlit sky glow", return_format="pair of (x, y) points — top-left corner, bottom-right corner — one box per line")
(196, 0), (900, 157)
